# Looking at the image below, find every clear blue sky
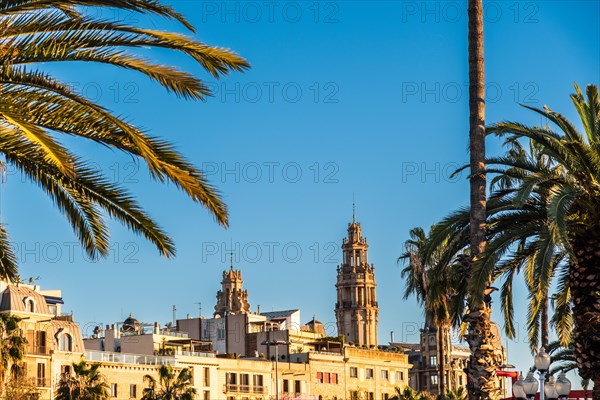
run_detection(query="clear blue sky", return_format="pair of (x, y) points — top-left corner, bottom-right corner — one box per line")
(4, 0), (599, 387)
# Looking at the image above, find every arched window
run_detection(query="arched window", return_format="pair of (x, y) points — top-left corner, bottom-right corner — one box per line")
(59, 333), (73, 352)
(23, 297), (35, 313)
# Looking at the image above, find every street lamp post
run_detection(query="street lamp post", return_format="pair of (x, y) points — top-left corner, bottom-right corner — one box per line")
(544, 376), (558, 400)
(515, 348), (570, 400)
(533, 347), (551, 400)
(512, 372), (526, 400)
(555, 371), (571, 400)
(261, 339), (290, 400)
(523, 371), (540, 400)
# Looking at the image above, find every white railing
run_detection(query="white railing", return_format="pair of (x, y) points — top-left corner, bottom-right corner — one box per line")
(179, 350), (215, 358)
(85, 351), (175, 366)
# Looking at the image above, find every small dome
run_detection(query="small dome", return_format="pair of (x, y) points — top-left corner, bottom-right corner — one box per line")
(122, 314), (140, 333)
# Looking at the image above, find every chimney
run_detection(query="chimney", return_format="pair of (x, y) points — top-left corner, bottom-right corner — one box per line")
(390, 331), (395, 343)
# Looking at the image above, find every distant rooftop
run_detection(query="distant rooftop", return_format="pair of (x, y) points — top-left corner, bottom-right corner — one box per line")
(389, 342), (420, 351)
(260, 309), (299, 319)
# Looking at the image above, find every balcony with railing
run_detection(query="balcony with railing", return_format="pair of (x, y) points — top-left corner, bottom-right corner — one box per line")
(27, 345), (48, 355)
(179, 350), (214, 358)
(54, 313), (74, 322)
(85, 351), (175, 366)
(26, 377), (48, 388)
(224, 384), (266, 394)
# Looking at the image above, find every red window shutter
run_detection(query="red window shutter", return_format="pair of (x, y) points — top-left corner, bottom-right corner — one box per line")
(332, 374), (338, 384)
(324, 373), (330, 384)
(316, 372), (323, 380)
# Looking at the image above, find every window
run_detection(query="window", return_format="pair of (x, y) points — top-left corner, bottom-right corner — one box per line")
(59, 333), (73, 352)
(430, 375), (439, 386)
(25, 298), (35, 313)
(253, 374), (263, 387)
(62, 365), (71, 377)
(381, 370), (389, 381)
(203, 391), (210, 400)
(382, 394), (389, 400)
(316, 372), (323, 383)
(331, 373), (338, 384)
(36, 331), (46, 354)
(430, 355), (437, 367)
(240, 374), (249, 386)
(130, 384), (137, 398)
(324, 373), (330, 384)
(283, 379), (289, 393)
(368, 393), (374, 400)
(204, 367), (210, 386)
(36, 363), (45, 387)
(48, 305), (57, 315)
(295, 380), (301, 393)
(396, 371), (404, 382)
(110, 383), (118, 397)
(217, 328), (225, 339)
(227, 373), (236, 385)
(188, 367), (194, 385)
(366, 368), (373, 379)
(349, 367), (358, 378)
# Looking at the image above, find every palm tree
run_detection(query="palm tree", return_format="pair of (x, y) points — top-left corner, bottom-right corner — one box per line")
(141, 365), (196, 400)
(0, 314), (26, 385)
(391, 386), (434, 400)
(0, 375), (39, 400)
(547, 340), (590, 390)
(0, 0), (250, 281)
(466, 0), (501, 397)
(428, 139), (573, 352)
(469, 84), (600, 395)
(55, 359), (109, 400)
(400, 227), (466, 398)
(445, 387), (467, 400)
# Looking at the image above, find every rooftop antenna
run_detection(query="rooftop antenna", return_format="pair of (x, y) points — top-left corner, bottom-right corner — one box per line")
(194, 302), (202, 318)
(172, 305), (176, 327)
(228, 238), (235, 266)
(352, 193), (356, 223)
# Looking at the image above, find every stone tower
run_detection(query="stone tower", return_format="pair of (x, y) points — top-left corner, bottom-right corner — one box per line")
(335, 211), (379, 347)
(214, 261), (250, 317)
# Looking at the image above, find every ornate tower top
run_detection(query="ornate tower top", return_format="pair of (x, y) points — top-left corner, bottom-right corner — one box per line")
(335, 212), (379, 347)
(214, 259), (250, 317)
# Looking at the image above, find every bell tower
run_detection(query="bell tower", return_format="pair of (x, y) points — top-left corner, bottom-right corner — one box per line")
(335, 208), (379, 347)
(214, 256), (250, 317)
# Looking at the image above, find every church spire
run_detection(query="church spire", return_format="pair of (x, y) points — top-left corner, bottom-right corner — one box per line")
(214, 260), (250, 317)
(335, 216), (379, 347)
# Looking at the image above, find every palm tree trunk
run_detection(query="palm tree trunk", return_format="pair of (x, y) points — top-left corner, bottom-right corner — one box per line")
(466, 1), (501, 399)
(569, 229), (600, 394)
(541, 294), (549, 350)
(438, 327), (447, 398)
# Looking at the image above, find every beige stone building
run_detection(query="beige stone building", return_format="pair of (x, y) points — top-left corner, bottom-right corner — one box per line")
(0, 281), (85, 400)
(7, 216), (527, 399)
